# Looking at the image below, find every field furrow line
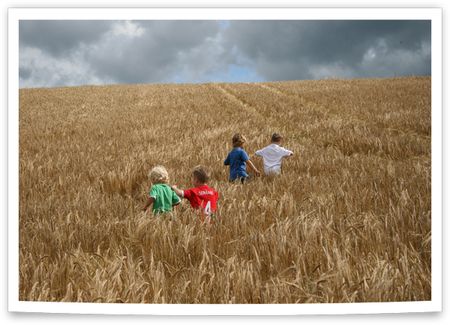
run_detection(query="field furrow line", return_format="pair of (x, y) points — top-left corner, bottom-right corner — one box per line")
(257, 83), (289, 97)
(212, 84), (263, 119)
(256, 83), (302, 100)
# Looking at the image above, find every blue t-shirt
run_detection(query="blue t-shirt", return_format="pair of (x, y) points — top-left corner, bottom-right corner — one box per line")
(224, 147), (249, 181)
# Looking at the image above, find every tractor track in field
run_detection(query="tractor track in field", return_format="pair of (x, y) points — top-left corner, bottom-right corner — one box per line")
(212, 84), (263, 119)
(256, 83), (290, 97)
(255, 83), (314, 110)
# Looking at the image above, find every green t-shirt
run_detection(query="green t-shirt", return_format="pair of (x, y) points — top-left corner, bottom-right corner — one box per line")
(149, 183), (181, 214)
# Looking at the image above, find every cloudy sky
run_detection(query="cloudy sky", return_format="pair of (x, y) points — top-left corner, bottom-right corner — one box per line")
(19, 20), (431, 88)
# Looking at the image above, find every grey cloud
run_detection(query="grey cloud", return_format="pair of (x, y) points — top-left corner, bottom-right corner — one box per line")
(87, 21), (223, 84)
(19, 46), (109, 88)
(18, 20), (431, 88)
(19, 66), (31, 79)
(19, 20), (112, 56)
(223, 20), (431, 80)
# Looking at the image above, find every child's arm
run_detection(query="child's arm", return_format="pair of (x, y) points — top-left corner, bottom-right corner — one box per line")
(142, 196), (154, 211)
(247, 159), (261, 176)
(283, 148), (294, 157)
(170, 185), (184, 198)
(224, 153), (231, 166)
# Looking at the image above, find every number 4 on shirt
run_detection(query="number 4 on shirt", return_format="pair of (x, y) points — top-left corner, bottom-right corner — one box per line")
(204, 201), (212, 216)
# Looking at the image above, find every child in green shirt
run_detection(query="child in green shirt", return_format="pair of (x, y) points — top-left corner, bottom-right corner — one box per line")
(142, 165), (181, 214)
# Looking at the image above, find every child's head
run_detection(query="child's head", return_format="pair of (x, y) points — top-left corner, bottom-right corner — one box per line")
(271, 133), (283, 144)
(192, 165), (210, 186)
(149, 165), (169, 184)
(232, 133), (247, 147)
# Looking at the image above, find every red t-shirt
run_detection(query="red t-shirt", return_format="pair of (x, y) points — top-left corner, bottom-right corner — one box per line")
(183, 184), (219, 216)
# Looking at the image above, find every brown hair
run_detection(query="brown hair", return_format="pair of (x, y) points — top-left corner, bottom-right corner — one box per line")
(232, 133), (247, 147)
(192, 165), (210, 184)
(271, 133), (283, 143)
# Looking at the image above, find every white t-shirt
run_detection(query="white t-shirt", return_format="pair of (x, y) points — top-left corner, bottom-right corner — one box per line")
(255, 143), (293, 175)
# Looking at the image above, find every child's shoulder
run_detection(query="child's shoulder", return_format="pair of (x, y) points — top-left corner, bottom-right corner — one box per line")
(228, 147), (245, 155)
(207, 184), (219, 195)
(152, 183), (169, 189)
(197, 184), (218, 193)
(237, 147), (248, 153)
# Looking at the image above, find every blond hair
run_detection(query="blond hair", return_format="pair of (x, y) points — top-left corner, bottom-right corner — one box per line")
(149, 165), (169, 184)
(232, 133), (247, 147)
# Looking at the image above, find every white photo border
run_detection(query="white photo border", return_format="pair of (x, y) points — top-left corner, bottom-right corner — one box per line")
(8, 7), (442, 315)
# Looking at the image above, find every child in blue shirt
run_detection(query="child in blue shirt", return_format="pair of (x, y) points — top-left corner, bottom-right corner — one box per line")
(224, 133), (261, 183)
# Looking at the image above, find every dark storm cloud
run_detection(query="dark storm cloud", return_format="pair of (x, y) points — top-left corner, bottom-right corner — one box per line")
(19, 20), (112, 56)
(18, 20), (431, 88)
(223, 20), (431, 80)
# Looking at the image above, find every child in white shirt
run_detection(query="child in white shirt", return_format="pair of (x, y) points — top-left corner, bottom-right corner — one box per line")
(255, 133), (293, 175)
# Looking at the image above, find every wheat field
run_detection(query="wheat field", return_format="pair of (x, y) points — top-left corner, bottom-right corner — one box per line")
(19, 77), (431, 303)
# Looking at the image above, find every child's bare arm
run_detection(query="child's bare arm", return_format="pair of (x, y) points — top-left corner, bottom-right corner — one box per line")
(247, 159), (261, 176)
(170, 185), (184, 198)
(142, 196), (154, 211)
(286, 146), (294, 155)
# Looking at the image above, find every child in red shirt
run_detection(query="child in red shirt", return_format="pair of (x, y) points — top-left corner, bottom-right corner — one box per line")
(171, 166), (219, 222)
